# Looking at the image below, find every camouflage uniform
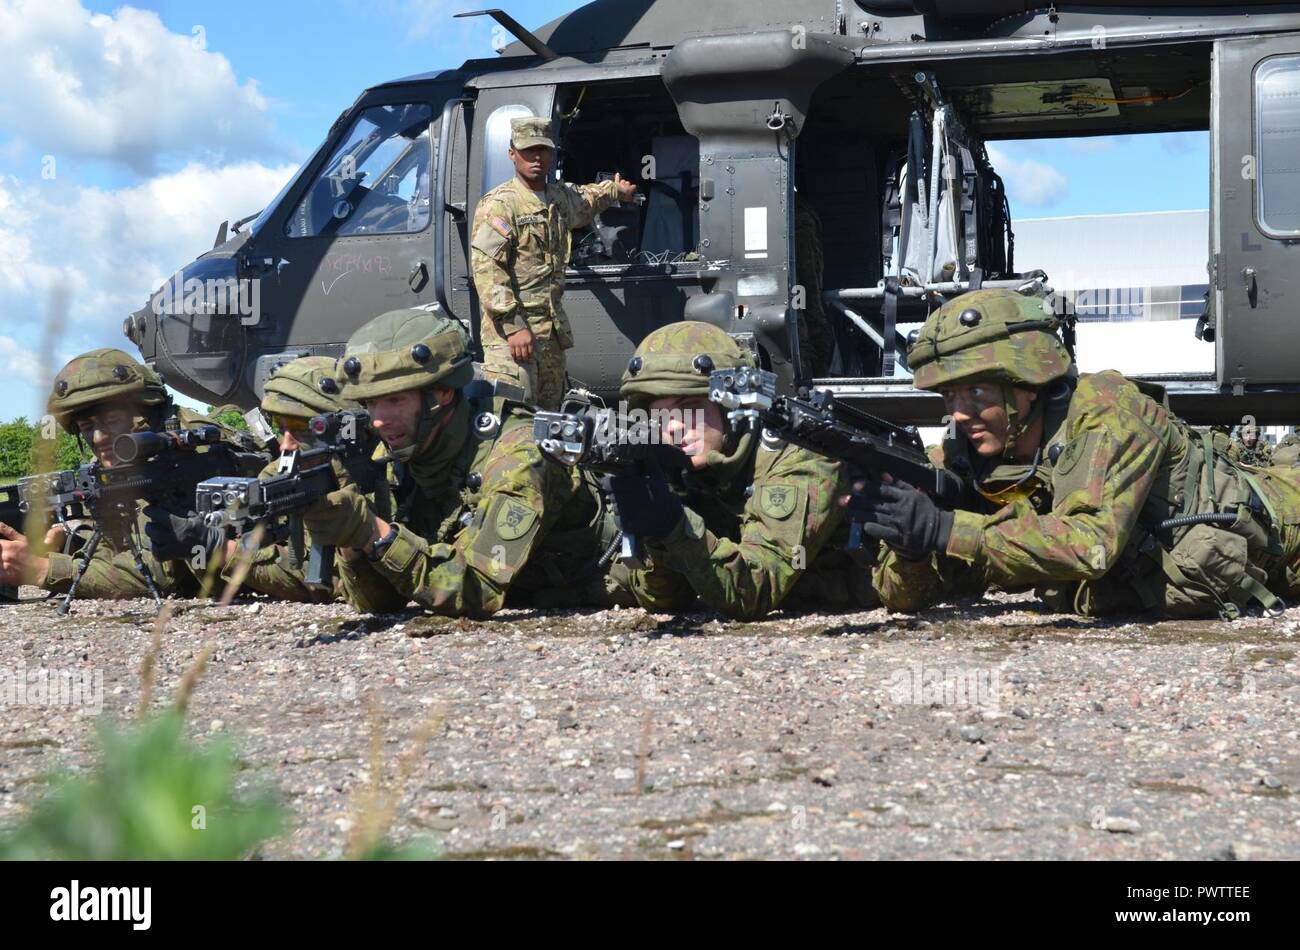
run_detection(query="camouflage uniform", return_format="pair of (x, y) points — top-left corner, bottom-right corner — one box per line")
(30, 350), (238, 599)
(470, 117), (622, 409)
(303, 308), (618, 617)
(1275, 431), (1300, 468)
(871, 290), (1300, 619)
(610, 322), (876, 620)
(795, 196), (835, 378)
(219, 356), (359, 604)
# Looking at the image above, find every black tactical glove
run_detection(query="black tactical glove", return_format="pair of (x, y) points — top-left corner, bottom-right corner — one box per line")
(143, 505), (224, 563)
(604, 469), (685, 541)
(844, 480), (953, 561)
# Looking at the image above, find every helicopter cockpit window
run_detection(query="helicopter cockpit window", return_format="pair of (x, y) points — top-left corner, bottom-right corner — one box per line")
(1255, 55), (1300, 238)
(286, 103), (433, 238)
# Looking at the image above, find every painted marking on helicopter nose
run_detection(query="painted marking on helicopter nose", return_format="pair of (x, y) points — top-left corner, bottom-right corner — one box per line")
(322, 271), (351, 295)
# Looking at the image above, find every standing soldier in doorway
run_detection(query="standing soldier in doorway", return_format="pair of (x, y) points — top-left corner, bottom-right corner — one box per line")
(470, 116), (637, 409)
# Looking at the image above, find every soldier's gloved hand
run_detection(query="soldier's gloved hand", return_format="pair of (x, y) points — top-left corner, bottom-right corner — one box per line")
(605, 470), (684, 541)
(300, 485), (377, 549)
(143, 506), (224, 563)
(843, 479), (953, 561)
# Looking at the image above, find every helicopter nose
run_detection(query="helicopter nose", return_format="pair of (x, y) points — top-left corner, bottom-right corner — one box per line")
(123, 305), (149, 349)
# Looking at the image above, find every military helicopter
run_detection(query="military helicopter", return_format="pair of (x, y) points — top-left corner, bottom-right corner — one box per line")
(125, 0), (1300, 425)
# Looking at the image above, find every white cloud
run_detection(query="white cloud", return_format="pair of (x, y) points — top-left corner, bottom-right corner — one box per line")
(988, 145), (1069, 209)
(0, 0), (279, 173)
(0, 161), (297, 332)
(1068, 137), (1117, 155)
(0, 335), (42, 385)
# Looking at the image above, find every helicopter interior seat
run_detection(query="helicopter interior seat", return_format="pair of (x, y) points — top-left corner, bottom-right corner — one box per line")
(341, 190), (409, 234)
(639, 134), (700, 258)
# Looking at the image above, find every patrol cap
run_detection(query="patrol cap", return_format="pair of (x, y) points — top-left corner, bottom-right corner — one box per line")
(621, 321), (756, 411)
(48, 348), (168, 433)
(262, 356), (355, 419)
(339, 308), (474, 401)
(907, 289), (1073, 391)
(510, 116), (555, 151)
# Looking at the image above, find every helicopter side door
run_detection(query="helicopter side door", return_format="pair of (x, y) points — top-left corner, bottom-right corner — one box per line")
(461, 84), (556, 357)
(1212, 33), (1300, 389)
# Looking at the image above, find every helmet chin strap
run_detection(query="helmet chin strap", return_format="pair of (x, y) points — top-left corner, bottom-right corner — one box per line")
(1000, 384), (1045, 460)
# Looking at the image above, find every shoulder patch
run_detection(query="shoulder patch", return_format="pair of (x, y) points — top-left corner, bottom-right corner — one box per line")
(493, 497), (537, 541)
(759, 483), (798, 520)
(1053, 434), (1090, 479)
(490, 215), (512, 238)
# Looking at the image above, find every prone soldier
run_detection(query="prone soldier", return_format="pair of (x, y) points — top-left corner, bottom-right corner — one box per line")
(156, 356), (363, 603)
(298, 307), (621, 616)
(603, 321), (878, 620)
(470, 116), (637, 409)
(854, 289), (1300, 619)
(0, 349), (256, 600)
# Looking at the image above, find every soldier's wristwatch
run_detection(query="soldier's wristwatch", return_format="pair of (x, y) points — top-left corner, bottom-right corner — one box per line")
(367, 524), (400, 561)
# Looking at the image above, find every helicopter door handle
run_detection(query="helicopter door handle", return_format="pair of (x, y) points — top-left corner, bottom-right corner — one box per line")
(409, 260), (429, 292)
(1242, 266), (1258, 308)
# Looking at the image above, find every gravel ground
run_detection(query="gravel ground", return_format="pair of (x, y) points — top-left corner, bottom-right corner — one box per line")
(1, 586), (1298, 860)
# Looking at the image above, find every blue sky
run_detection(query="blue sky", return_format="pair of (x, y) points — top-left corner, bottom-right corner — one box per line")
(0, 0), (1210, 422)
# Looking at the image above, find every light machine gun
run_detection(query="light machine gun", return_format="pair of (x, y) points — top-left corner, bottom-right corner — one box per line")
(708, 367), (969, 561)
(194, 410), (383, 590)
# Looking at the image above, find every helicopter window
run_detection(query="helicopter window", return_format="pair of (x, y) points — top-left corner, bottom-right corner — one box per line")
(553, 81), (699, 268)
(1255, 55), (1300, 239)
(483, 104), (537, 192)
(285, 102), (433, 239)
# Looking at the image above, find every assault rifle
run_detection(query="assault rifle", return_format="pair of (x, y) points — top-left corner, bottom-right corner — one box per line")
(194, 410), (383, 590)
(708, 367), (969, 561)
(55, 421), (270, 614)
(533, 392), (690, 568)
(1, 466), (100, 605)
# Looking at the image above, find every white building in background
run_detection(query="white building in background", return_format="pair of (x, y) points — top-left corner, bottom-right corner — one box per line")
(1011, 209), (1213, 376)
(908, 209), (1289, 442)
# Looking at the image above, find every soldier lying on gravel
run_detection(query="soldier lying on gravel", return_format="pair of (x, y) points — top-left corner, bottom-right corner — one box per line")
(847, 289), (1300, 620)
(0, 350), (256, 600)
(297, 307), (621, 616)
(154, 356), (362, 604)
(602, 321), (877, 620)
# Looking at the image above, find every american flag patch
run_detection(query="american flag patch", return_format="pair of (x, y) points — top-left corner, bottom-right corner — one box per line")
(490, 216), (512, 238)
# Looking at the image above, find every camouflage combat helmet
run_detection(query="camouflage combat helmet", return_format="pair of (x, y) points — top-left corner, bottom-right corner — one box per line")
(621, 321), (758, 471)
(338, 308), (474, 401)
(621, 322), (756, 412)
(907, 289), (1072, 392)
(262, 356), (356, 419)
(48, 348), (169, 433)
(909, 290), (1074, 460)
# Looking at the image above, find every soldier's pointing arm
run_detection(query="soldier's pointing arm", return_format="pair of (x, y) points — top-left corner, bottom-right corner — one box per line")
(562, 179), (622, 230)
